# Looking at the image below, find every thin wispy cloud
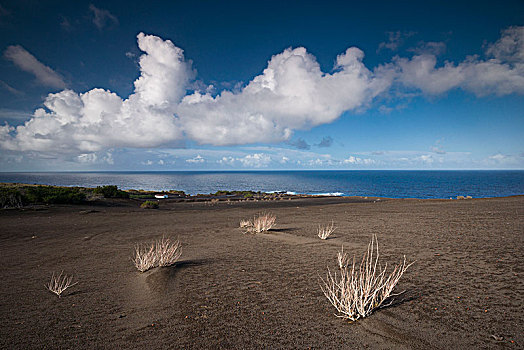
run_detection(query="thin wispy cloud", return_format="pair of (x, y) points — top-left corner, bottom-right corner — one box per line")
(378, 31), (416, 52)
(3, 45), (66, 89)
(316, 136), (333, 148)
(0, 108), (33, 123)
(483, 153), (523, 166)
(287, 138), (311, 150)
(392, 26), (524, 96)
(60, 16), (73, 31)
(89, 4), (118, 30)
(431, 140), (446, 154)
(0, 81), (23, 95)
(408, 41), (447, 56)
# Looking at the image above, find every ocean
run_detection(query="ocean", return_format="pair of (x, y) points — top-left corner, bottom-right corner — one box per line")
(1, 170), (523, 199)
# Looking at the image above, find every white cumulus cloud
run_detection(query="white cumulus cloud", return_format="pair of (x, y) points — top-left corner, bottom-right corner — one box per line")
(237, 153), (272, 168)
(186, 155), (205, 163)
(177, 46), (392, 145)
(218, 153), (272, 168)
(77, 151), (114, 164)
(343, 155), (375, 165)
(1, 33), (193, 153)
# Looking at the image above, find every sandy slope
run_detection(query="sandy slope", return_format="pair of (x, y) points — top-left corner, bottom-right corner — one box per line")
(0, 196), (522, 349)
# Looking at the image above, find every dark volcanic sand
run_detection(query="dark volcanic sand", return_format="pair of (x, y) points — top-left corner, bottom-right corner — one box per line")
(0, 196), (522, 349)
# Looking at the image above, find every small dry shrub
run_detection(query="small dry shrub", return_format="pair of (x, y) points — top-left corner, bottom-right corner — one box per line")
(46, 271), (78, 298)
(239, 219), (251, 228)
(318, 221), (336, 240)
(320, 235), (413, 321)
(241, 212), (276, 233)
(252, 212), (276, 233)
(134, 236), (182, 272)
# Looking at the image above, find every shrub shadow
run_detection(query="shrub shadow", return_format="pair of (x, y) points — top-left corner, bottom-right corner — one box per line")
(320, 235), (338, 240)
(172, 258), (211, 269)
(380, 289), (421, 310)
(269, 228), (296, 233)
(144, 258), (212, 293)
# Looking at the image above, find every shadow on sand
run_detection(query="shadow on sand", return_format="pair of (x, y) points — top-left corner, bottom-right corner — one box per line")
(380, 289), (421, 310)
(268, 228), (296, 233)
(143, 259), (211, 293)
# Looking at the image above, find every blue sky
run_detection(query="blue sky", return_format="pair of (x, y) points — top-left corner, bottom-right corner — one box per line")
(0, 0), (523, 170)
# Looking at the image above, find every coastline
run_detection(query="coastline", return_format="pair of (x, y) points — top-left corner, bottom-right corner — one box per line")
(1, 169), (523, 199)
(1, 182), (524, 204)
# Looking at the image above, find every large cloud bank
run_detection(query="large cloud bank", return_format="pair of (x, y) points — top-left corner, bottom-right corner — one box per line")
(178, 46), (390, 145)
(1, 27), (524, 154)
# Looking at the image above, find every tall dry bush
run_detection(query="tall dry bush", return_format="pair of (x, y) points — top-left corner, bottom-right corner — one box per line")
(320, 235), (413, 321)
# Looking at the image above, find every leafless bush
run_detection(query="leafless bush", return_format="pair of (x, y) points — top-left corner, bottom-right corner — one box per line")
(156, 236), (182, 267)
(318, 221), (336, 239)
(320, 235), (413, 321)
(241, 212), (276, 233)
(134, 243), (157, 272)
(337, 246), (350, 269)
(239, 219), (252, 228)
(46, 272), (78, 298)
(134, 236), (182, 272)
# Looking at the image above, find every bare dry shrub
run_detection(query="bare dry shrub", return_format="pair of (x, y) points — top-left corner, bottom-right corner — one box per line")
(242, 212), (276, 233)
(337, 246), (350, 269)
(239, 219), (252, 228)
(318, 221), (336, 239)
(46, 272), (78, 298)
(156, 236), (182, 267)
(240, 213), (276, 233)
(134, 236), (182, 272)
(320, 235), (413, 321)
(134, 243), (157, 272)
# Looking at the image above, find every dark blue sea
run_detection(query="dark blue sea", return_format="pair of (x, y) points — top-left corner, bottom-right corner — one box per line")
(0, 171), (523, 199)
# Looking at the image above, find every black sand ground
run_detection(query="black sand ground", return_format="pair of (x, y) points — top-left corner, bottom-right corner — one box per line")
(0, 196), (522, 349)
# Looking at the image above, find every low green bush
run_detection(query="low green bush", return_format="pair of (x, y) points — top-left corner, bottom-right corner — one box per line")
(211, 190), (256, 197)
(168, 190), (186, 196)
(140, 200), (159, 209)
(0, 188), (24, 208)
(93, 185), (129, 198)
(129, 193), (154, 199)
(24, 186), (86, 204)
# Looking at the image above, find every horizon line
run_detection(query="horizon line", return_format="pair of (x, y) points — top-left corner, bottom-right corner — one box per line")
(1, 169), (524, 173)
